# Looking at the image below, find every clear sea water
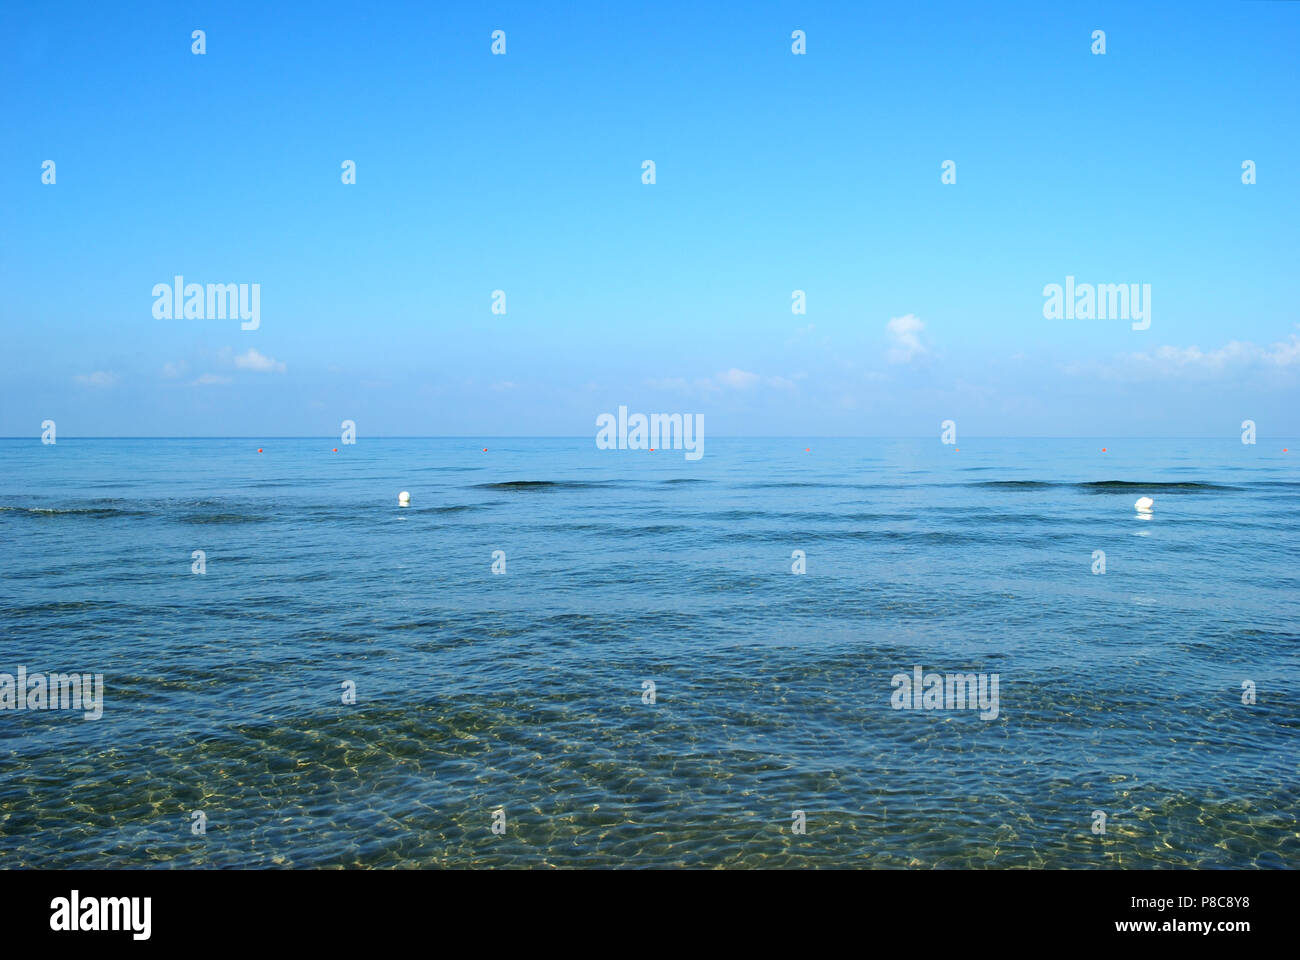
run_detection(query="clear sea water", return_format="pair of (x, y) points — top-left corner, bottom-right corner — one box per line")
(0, 437), (1296, 868)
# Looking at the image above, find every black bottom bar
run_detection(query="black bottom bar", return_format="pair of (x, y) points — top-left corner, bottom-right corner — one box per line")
(0, 868), (1282, 946)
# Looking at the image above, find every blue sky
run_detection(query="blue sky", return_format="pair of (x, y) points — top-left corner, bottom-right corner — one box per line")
(2, 0), (1297, 437)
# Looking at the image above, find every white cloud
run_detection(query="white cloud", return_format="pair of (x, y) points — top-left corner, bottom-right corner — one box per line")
(74, 371), (119, 388)
(886, 314), (928, 364)
(648, 368), (797, 395)
(645, 376), (691, 392)
(232, 348), (287, 374)
(717, 368), (760, 389)
(1098, 334), (1300, 380)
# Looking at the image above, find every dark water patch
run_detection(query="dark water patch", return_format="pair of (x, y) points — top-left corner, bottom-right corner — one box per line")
(380, 618), (460, 633)
(711, 509), (776, 521)
(0, 600), (121, 617)
(532, 522), (612, 533)
(970, 481), (1061, 489)
(718, 528), (1035, 546)
(471, 480), (614, 491)
(175, 513), (273, 524)
(660, 478), (711, 484)
(602, 524), (692, 537)
(1076, 481), (1242, 492)
(283, 571), (336, 584)
(969, 480), (1244, 493)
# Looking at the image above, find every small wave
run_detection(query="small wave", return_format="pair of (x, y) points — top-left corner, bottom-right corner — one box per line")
(0, 505), (150, 518)
(711, 509), (772, 520)
(972, 481), (1062, 489)
(471, 480), (612, 490)
(970, 480), (1243, 493)
(1076, 481), (1242, 493)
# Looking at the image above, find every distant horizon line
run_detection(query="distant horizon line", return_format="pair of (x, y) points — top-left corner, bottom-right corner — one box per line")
(3, 435), (1294, 442)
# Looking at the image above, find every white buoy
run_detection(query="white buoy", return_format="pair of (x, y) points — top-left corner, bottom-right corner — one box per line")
(1134, 496), (1154, 512)
(398, 491), (410, 506)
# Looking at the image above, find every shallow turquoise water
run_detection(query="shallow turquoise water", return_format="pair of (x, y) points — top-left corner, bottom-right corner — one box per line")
(0, 437), (1296, 867)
